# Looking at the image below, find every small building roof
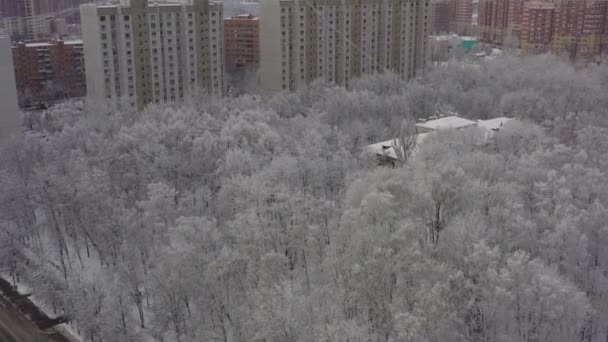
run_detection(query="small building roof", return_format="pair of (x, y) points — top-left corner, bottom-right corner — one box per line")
(416, 116), (477, 131)
(477, 117), (512, 131)
(367, 117), (518, 163)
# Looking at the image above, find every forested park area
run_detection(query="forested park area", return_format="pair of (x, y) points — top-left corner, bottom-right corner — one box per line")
(1, 55), (608, 342)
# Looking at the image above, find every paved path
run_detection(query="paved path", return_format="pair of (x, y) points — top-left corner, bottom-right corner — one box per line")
(0, 295), (51, 342)
(0, 276), (74, 342)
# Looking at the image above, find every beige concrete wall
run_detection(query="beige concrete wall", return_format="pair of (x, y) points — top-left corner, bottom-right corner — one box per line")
(0, 36), (20, 139)
(259, 0), (284, 93)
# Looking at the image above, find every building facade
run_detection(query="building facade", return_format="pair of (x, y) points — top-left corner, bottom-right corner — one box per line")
(430, 0), (472, 35)
(479, 0), (608, 60)
(453, 0), (473, 35)
(431, 0), (453, 33)
(224, 13), (259, 73)
(81, 0), (224, 111)
(12, 39), (85, 107)
(0, 35), (20, 139)
(520, 1), (554, 55)
(551, 0), (608, 61)
(260, 0), (430, 93)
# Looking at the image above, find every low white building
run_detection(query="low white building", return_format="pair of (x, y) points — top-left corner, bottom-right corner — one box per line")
(367, 116), (514, 164)
(415, 115), (478, 133)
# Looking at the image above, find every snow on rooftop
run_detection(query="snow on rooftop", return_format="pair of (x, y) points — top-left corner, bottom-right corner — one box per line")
(18, 40), (83, 48)
(367, 117), (517, 161)
(477, 117), (512, 131)
(416, 116), (478, 131)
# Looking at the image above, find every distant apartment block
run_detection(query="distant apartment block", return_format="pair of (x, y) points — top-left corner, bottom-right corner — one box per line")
(12, 39), (85, 107)
(224, 14), (260, 74)
(479, 0), (608, 60)
(0, 0), (82, 41)
(478, 0), (514, 47)
(454, 0), (473, 35)
(81, 0), (224, 111)
(430, 0), (473, 35)
(520, 1), (554, 55)
(551, 0), (608, 60)
(431, 0), (453, 33)
(260, 0), (430, 93)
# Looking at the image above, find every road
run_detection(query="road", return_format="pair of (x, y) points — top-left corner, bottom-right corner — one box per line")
(0, 295), (65, 342)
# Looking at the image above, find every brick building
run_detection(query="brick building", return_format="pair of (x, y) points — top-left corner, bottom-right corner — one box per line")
(551, 0), (608, 60)
(454, 0), (474, 35)
(12, 39), (85, 106)
(520, 1), (555, 55)
(431, 0), (454, 33)
(479, 0), (608, 60)
(431, 0), (473, 35)
(224, 13), (259, 73)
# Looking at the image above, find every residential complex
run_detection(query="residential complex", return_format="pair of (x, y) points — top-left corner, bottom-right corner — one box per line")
(519, 1), (554, 55)
(12, 39), (86, 107)
(224, 13), (260, 73)
(259, 0), (430, 93)
(479, 0), (608, 60)
(81, 0), (224, 111)
(0, 0), (85, 40)
(430, 0), (473, 35)
(551, 0), (608, 60)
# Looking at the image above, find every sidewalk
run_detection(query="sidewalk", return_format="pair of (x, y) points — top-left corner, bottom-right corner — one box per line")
(0, 276), (76, 342)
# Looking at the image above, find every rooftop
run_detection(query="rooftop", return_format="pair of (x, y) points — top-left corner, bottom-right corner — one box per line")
(416, 116), (478, 131)
(15, 40), (83, 48)
(476, 117), (512, 131)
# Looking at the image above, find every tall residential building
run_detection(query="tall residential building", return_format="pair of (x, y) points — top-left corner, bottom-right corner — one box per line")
(454, 0), (473, 35)
(430, 0), (472, 35)
(478, 0), (511, 45)
(551, 0), (608, 61)
(12, 39), (86, 107)
(224, 13), (260, 73)
(81, 0), (224, 111)
(0, 35), (20, 139)
(431, 0), (453, 33)
(520, 1), (554, 55)
(480, 0), (608, 60)
(260, 0), (430, 93)
(0, 0), (26, 18)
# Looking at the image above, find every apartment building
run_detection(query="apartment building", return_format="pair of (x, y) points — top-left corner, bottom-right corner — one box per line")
(431, 0), (472, 35)
(520, 1), (554, 55)
(480, 0), (608, 60)
(260, 0), (430, 93)
(81, 0), (224, 111)
(224, 13), (260, 73)
(454, 0), (473, 35)
(12, 39), (85, 106)
(551, 0), (608, 61)
(431, 0), (453, 33)
(478, 0), (510, 45)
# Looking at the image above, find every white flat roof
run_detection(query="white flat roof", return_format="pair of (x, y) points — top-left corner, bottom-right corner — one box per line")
(18, 40), (83, 48)
(477, 117), (512, 131)
(416, 116), (478, 131)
